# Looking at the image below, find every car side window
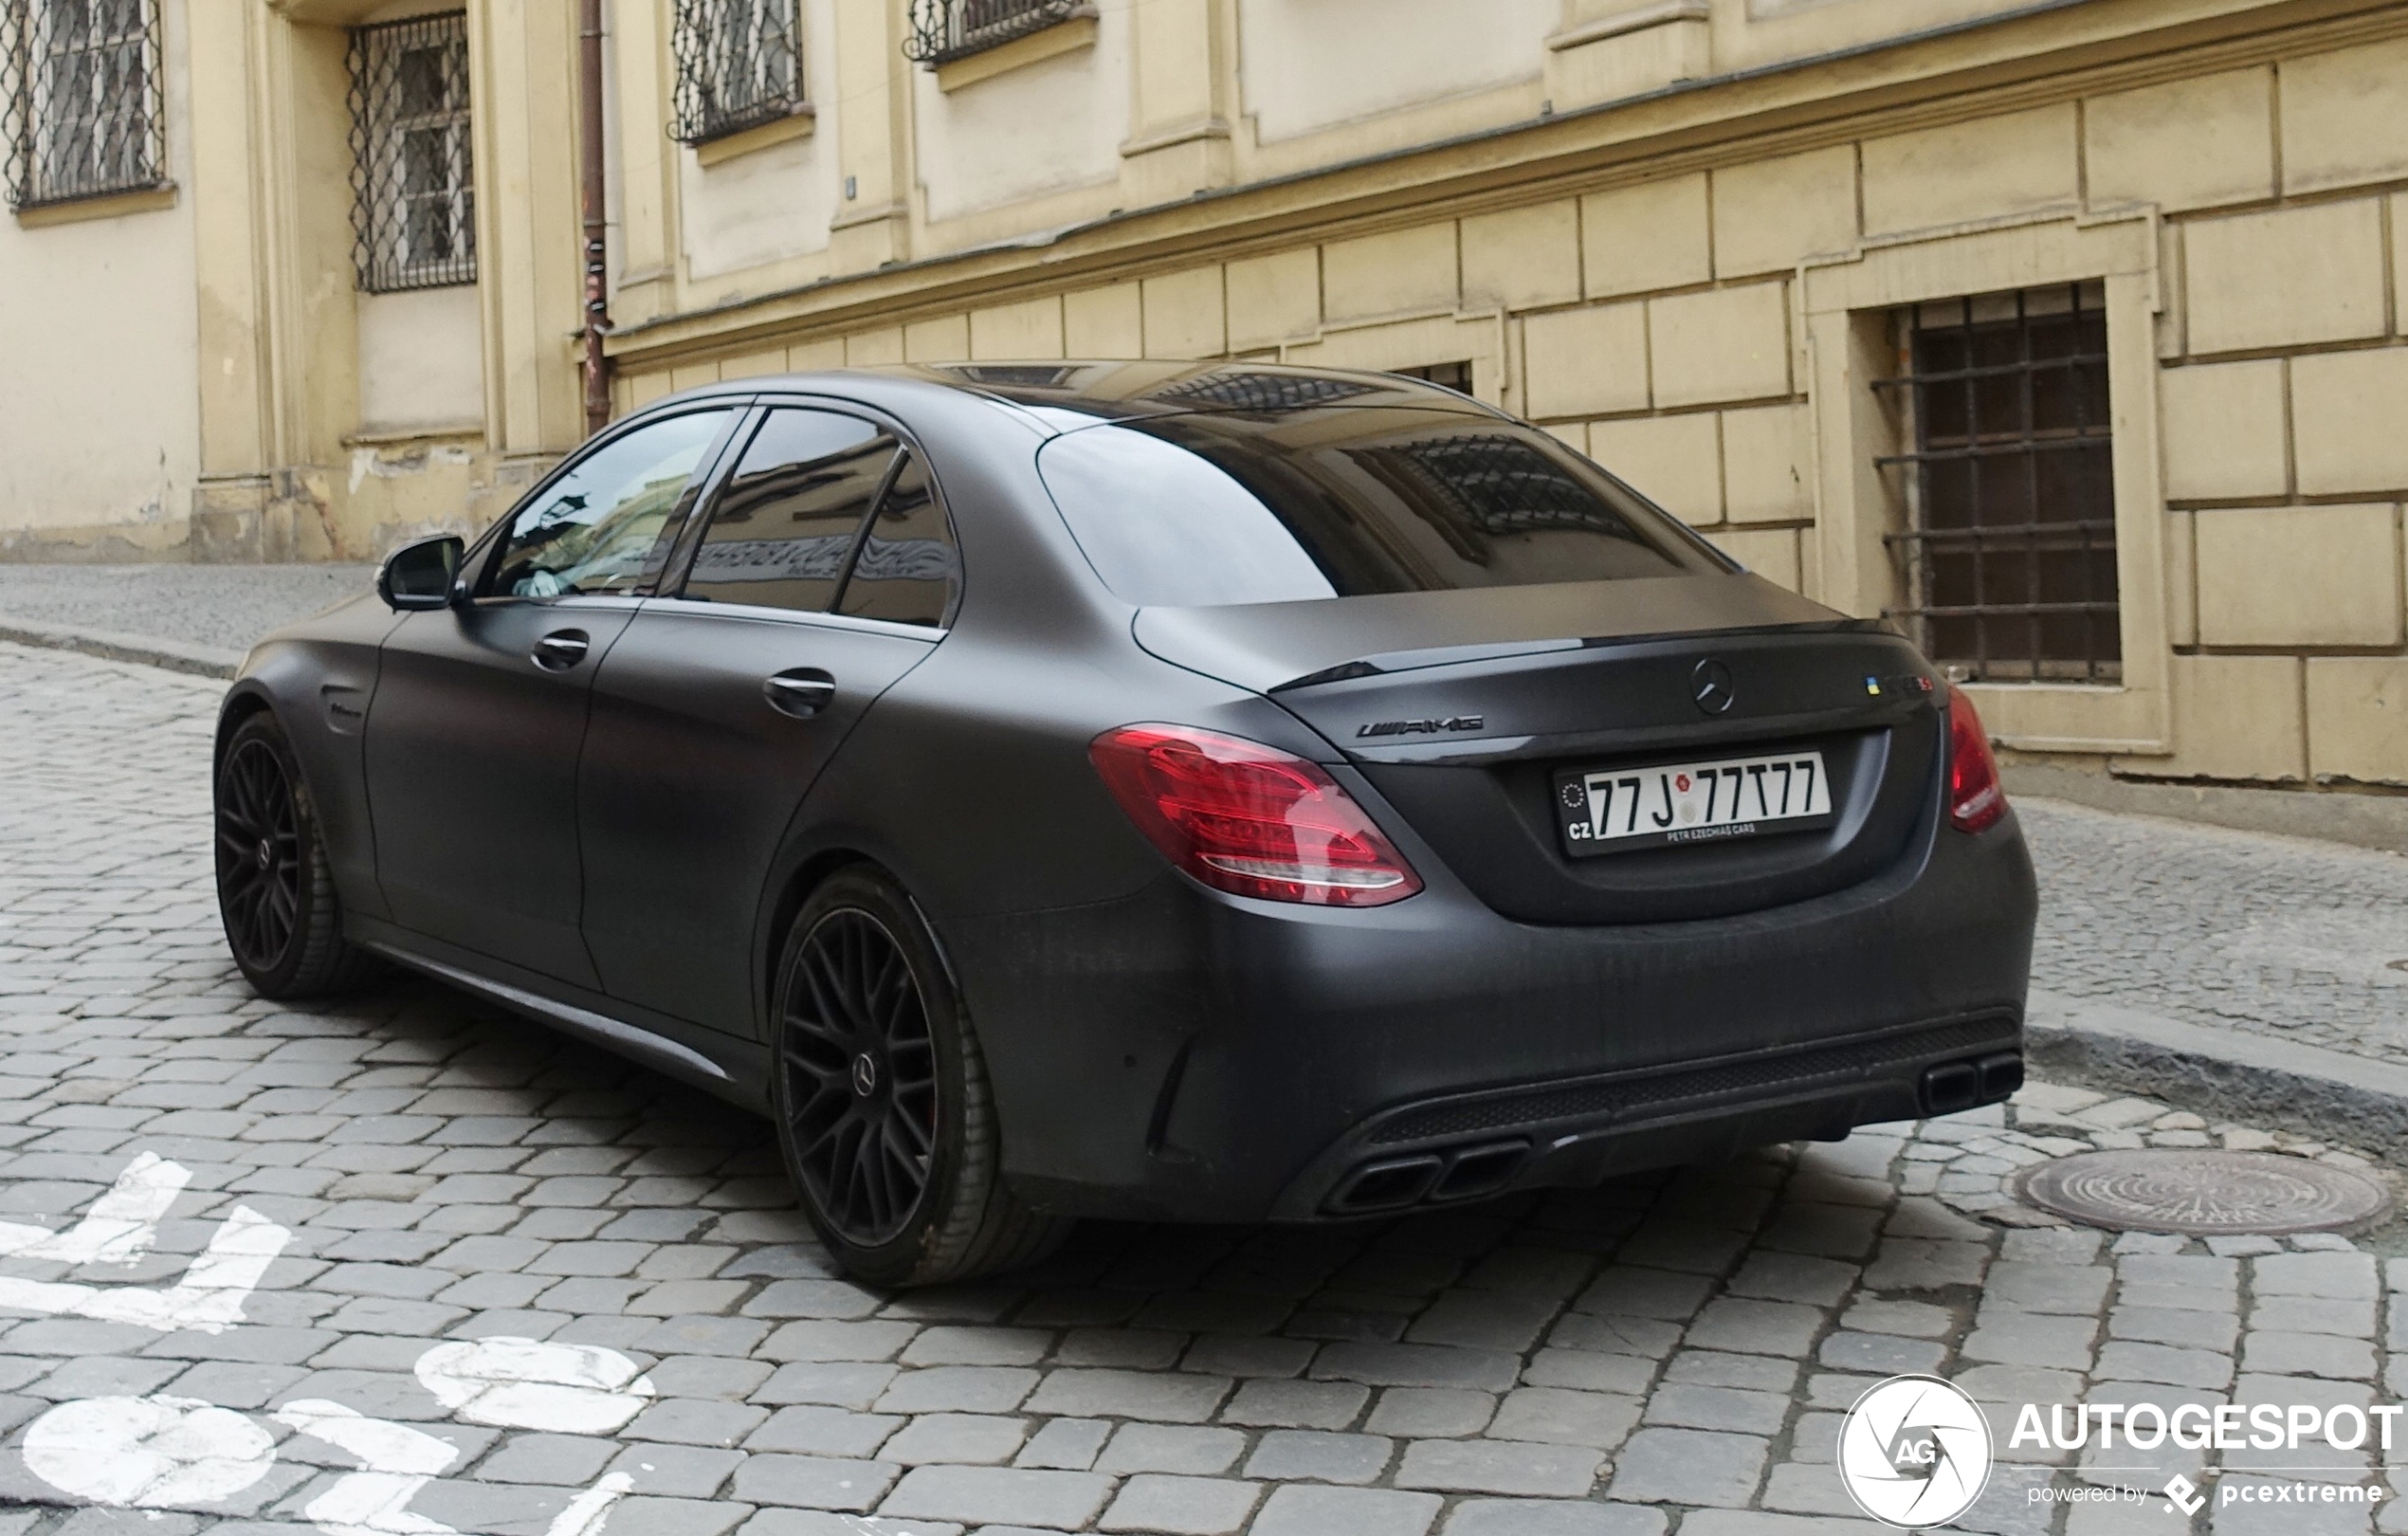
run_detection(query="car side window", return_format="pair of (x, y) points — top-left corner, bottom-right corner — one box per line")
(682, 409), (902, 613)
(835, 452), (957, 628)
(487, 410), (734, 598)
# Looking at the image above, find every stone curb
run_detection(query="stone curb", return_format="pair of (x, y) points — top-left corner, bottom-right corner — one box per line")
(2027, 986), (2408, 1147)
(0, 613), (241, 680)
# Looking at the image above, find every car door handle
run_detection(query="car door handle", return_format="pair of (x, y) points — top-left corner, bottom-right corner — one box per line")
(764, 669), (837, 719)
(531, 630), (591, 671)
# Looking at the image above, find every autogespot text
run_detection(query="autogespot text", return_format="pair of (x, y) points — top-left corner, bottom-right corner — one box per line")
(2012, 1401), (2408, 1453)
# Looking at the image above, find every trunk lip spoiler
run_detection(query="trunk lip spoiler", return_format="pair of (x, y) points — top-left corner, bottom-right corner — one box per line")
(1267, 616), (1890, 695)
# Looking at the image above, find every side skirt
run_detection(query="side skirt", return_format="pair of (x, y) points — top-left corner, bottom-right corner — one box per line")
(352, 917), (772, 1112)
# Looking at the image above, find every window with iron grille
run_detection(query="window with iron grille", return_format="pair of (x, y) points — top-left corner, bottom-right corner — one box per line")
(348, 12), (475, 293)
(1394, 361), (1474, 396)
(0, 0), (166, 211)
(1877, 283), (2120, 684)
(903, 0), (1090, 65)
(671, 0), (803, 145)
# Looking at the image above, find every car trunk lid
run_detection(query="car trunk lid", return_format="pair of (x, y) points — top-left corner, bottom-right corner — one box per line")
(1134, 575), (1945, 924)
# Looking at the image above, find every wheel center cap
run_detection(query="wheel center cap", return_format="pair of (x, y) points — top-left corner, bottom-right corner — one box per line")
(255, 838), (274, 872)
(850, 1052), (879, 1097)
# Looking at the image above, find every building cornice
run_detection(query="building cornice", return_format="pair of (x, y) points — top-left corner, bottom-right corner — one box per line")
(605, 0), (2408, 370)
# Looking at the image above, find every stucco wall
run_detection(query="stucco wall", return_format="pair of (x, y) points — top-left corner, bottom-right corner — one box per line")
(0, 0), (200, 558)
(910, 1), (1131, 222)
(1235, 0), (1555, 142)
(357, 286), (488, 434)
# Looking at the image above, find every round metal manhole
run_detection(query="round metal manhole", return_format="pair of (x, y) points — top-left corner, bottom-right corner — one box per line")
(2015, 1149), (2394, 1236)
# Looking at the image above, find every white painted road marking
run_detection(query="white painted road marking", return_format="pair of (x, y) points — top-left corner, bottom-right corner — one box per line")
(0, 1150), (189, 1265)
(277, 1399), (463, 1536)
(414, 1336), (654, 1434)
(21, 1394), (277, 1509)
(0, 1202), (290, 1332)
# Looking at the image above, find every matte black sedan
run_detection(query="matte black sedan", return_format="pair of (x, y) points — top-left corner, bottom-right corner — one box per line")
(213, 362), (2036, 1285)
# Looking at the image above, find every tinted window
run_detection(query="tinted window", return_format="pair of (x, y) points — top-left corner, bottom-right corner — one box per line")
(684, 409), (900, 612)
(1036, 412), (1720, 607)
(489, 409), (733, 597)
(835, 454), (956, 628)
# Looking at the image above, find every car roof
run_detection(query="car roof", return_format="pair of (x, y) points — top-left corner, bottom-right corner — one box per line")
(648, 360), (1506, 428)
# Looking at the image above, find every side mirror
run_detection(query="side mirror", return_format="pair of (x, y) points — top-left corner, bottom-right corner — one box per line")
(378, 535), (465, 612)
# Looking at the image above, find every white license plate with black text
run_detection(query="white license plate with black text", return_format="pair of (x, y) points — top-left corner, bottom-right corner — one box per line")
(1557, 750), (1833, 855)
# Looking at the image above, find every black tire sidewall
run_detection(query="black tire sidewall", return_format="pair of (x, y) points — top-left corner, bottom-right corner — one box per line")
(770, 868), (974, 1285)
(215, 712), (324, 996)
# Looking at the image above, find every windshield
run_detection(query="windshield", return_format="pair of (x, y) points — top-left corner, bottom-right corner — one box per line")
(1035, 409), (1724, 608)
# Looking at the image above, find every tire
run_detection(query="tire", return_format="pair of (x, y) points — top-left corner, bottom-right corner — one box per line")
(770, 868), (1070, 1288)
(213, 711), (374, 999)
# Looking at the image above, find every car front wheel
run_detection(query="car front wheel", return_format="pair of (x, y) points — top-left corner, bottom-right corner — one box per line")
(213, 711), (372, 998)
(771, 868), (1068, 1287)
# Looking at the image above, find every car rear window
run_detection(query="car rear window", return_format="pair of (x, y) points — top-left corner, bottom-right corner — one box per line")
(1035, 411), (1725, 607)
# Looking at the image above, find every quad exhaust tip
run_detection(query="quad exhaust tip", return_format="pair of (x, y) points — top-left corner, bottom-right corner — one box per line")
(1326, 1139), (1531, 1216)
(1921, 1051), (2024, 1117)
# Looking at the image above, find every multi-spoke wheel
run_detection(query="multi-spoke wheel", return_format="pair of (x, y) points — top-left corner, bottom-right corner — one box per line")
(212, 712), (371, 997)
(780, 908), (939, 1245)
(216, 733), (303, 975)
(770, 868), (1069, 1287)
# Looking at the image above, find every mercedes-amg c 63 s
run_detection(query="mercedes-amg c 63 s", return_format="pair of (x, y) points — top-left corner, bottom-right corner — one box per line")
(212, 362), (2036, 1285)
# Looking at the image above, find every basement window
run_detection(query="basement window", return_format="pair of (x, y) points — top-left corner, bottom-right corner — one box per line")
(1394, 361), (1474, 396)
(1877, 283), (2121, 685)
(1, 0), (168, 210)
(671, 0), (805, 145)
(903, 0), (1090, 65)
(348, 11), (476, 293)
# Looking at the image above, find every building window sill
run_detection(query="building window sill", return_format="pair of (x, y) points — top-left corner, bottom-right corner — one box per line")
(933, 8), (1096, 92)
(692, 106), (817, 168)
(14, 183), (176, 229)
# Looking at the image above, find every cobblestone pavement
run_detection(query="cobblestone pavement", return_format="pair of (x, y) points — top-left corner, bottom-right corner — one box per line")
(0, 566), (377, 654)
(2, 639), (2406, 1536)
(2021, 801), (2408, 1066)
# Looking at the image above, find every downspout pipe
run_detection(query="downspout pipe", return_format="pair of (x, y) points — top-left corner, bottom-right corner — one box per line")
(577, 0), (611, 436)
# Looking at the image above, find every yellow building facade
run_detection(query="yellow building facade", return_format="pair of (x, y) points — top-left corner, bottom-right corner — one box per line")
(2, 0), (2404, 802)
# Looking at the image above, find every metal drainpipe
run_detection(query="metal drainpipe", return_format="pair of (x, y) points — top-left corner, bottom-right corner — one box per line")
(577, 0), (611, 436)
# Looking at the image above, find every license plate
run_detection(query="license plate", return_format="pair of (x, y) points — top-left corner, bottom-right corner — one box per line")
(1556, 749), (1833, 855)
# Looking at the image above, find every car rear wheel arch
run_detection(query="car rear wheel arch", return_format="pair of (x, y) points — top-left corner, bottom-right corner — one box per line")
(766, 860), (1067, 1285)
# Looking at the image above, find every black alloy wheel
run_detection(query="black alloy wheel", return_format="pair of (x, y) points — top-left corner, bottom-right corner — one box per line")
(771, 868), (1068, 1287)
(212, 712), (371, 998)
(216, 734), (303, 974)
(780, 907), (939, 1245)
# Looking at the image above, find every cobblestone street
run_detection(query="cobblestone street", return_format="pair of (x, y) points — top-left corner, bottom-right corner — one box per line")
(2022, 802), (2408, 1067)
(0, 639), (2403, 1536)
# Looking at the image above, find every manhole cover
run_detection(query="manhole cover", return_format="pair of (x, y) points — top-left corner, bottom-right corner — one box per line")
(2016, 1149), (2393, 1235)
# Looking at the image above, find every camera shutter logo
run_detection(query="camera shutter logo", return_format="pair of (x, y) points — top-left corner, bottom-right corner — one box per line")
(1838, 1375), (1994, 1528)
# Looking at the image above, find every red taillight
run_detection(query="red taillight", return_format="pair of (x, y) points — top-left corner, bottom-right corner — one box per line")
(1947, 689), (2007, 834)
(1090, 724), (1423, 906)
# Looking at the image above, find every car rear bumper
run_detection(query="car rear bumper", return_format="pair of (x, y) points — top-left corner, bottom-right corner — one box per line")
(943, 807), (2036, 1224)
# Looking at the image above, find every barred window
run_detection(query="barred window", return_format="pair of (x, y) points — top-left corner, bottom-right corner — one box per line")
(671, 0), (803, 145)
(347, 12), (475, 293)
(1394, 361), (1473, 396)
(1, 0), (166, 210)
(903, 0), (1089, 65)
(1878, 283), (2120, 685)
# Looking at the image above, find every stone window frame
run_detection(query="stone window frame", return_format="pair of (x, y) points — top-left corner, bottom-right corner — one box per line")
(1803, 210), (2174, 757)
